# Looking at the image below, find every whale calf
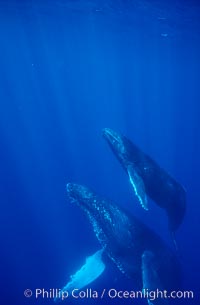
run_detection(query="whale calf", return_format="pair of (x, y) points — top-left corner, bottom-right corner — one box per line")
(102, 128), (186, 232)
(64, 183), (181, 301)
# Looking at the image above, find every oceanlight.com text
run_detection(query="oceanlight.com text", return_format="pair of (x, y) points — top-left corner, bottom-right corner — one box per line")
(24, 288), (194, 301)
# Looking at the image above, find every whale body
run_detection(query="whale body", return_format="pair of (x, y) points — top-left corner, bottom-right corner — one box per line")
(66, 183), (182, 297)
(102, 128), (186, 232)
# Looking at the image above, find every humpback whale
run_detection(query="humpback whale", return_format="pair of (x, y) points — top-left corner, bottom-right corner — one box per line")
(62, 183), (181, 303)
(102, 128), (186, 232)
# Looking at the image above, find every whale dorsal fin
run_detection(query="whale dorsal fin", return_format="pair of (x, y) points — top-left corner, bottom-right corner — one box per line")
(127, 165), (148, 211)
(54, 249), (105, 302)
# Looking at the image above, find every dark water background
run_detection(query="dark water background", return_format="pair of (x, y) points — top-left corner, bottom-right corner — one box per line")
(0, 0), (200, 304)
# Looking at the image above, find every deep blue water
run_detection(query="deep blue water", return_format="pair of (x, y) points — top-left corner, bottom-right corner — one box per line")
(0, 0), (200, 304)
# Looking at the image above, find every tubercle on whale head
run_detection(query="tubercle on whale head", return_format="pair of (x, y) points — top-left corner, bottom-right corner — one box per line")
(67, 183), (89, 198)
(66, 183), (95, 204)
(66, 183), (105, 218)
(66, 183), (116, 242)
(66, 183), (133, 251)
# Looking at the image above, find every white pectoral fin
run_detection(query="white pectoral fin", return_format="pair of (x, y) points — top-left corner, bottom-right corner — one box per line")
(54, 249), (105, 302)
(127, 165), (148, 210)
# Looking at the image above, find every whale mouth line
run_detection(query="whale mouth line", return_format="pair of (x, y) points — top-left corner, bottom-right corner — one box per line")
(102, 128), (113, 136)
(102, 128), (122, 146)
(102, 128), (115, 138)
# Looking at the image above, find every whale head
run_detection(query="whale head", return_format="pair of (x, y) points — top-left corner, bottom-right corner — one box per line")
(67, 183), (133, 253)
(102, 128), (135, 169)
(102, 128), (126, 155)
